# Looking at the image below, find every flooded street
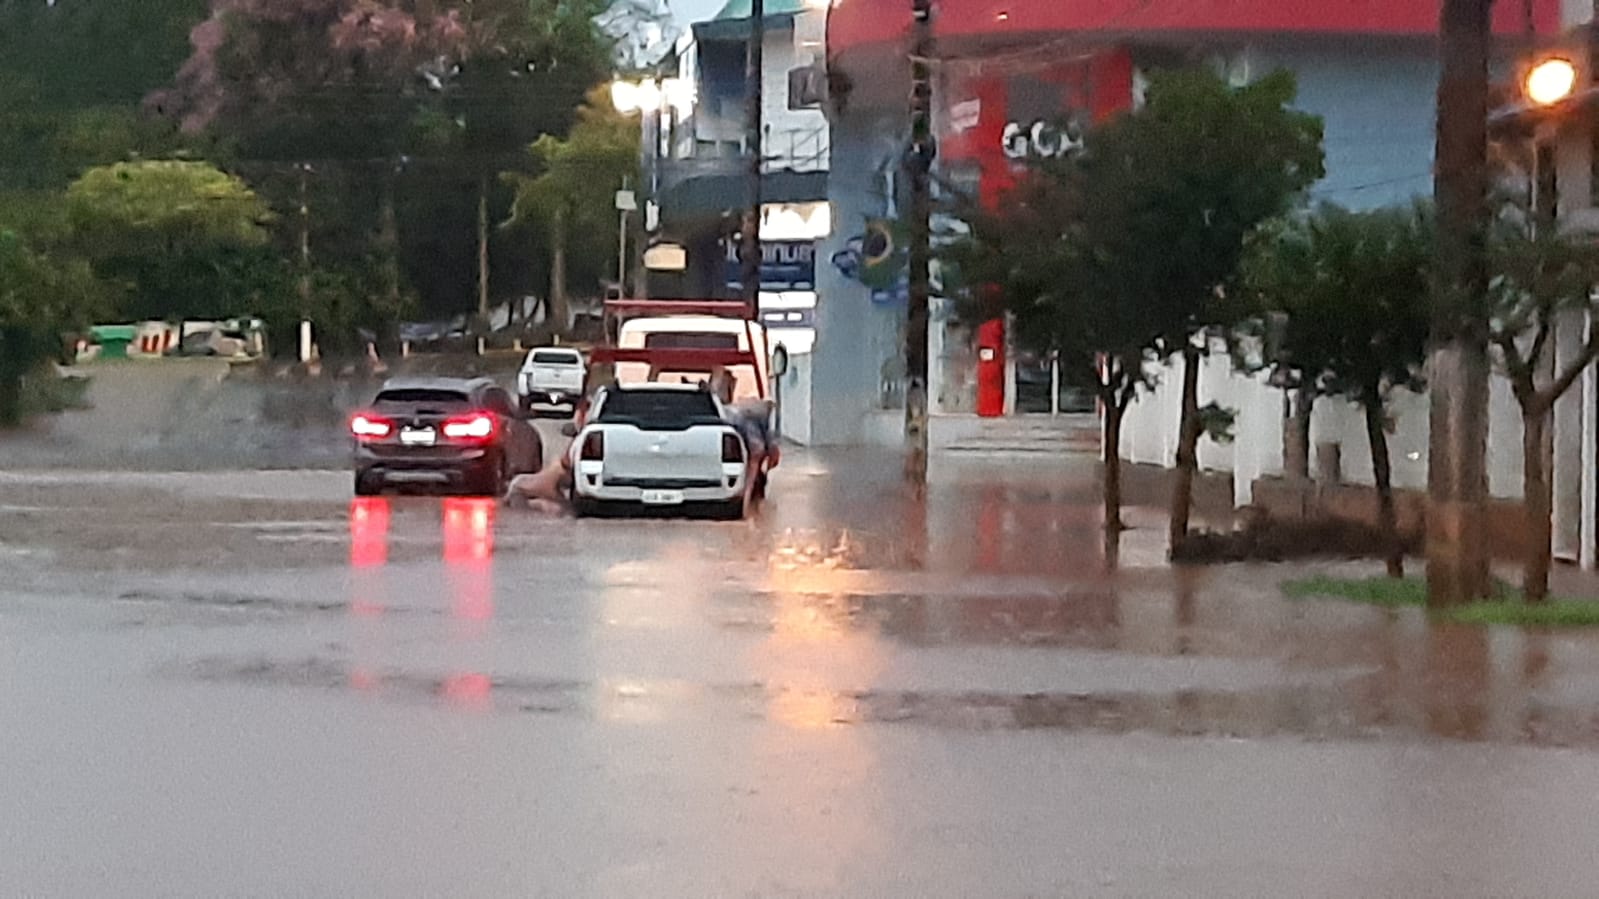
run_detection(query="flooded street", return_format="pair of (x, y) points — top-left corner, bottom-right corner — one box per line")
(5, 454), (1599, 897)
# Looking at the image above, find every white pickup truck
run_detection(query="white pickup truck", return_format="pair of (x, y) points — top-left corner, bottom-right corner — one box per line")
(517, 346), (586, 416)
(569, 383), (750, 519)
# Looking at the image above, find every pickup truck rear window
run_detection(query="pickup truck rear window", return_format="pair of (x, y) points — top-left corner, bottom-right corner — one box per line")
(531, 351), (581, 365)
(596, 391), (721, 428)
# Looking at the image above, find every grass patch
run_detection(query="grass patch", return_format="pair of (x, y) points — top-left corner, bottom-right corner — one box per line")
(1449, 600), (1599, 628)
(1284, 575), (1599, 627)
(1282, 575), (1427, 608)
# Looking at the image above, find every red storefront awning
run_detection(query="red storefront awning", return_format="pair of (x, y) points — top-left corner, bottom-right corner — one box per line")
(831, 0), (1564, 53)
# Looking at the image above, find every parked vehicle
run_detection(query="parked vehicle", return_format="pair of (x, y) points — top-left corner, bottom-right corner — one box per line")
(351, 377), (542, 496)
(517, 346), (586, 416)
(611, 314), (771, 402)
(568, 383), (749, 520)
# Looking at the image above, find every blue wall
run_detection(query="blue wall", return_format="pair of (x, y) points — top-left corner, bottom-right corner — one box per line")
(811, 110), (908, 445)
(1262, 40), (1438, 211)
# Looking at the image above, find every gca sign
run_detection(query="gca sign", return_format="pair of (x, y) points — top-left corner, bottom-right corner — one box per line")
(1001, 120), (1084, 160)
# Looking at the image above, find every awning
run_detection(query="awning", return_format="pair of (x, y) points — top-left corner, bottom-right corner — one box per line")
(694, 13), (795, 44)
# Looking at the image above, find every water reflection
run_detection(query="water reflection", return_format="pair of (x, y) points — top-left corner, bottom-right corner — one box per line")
(348, 497), (391, 618)
(443, 498), (495, 624)
(341, 497), (497, 710)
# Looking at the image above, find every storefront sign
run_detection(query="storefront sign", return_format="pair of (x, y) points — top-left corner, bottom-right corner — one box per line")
(725, 240), (817, 292)
(1001, 119), (1084, 159)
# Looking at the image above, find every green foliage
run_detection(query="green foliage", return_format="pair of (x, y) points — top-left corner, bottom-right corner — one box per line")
(64, 161), (274, 323)
(1486, 204), (1599, 405)
(947, 68), (1324, 410)
(1243, 204), (1432, 407)
(0, 1), (199, 191)
(0, 231), (107, 425)
(505, 87), (640, 294)
(67, 161), (272, 250)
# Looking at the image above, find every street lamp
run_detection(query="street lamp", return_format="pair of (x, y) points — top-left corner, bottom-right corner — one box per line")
(610, 77), (696, 296)
(1526, 57), (1578, 106)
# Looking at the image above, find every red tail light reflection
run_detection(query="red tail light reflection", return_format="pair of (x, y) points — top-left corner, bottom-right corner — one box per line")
(442, 672), (492, 709)
(349, 497), (391, 569)
(443, 498), (495, 622)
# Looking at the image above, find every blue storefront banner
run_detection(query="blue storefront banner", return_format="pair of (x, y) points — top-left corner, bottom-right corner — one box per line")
(725, 240), (817, 292)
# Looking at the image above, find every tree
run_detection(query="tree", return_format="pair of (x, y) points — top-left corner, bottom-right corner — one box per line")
(1486, 207), (1599, 601)
(65, 161), (273, 325)
(152, 0), (612, 327)
(1244, 204), (1432, 576)
(505, 87), (639, 334)
(0, 232), (105, 425)
(1091, 70), (1325, 554)
(948, 162), (1175, 561)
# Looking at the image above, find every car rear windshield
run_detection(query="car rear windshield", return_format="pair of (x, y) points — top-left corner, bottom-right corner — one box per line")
(374, 389), (471, 409)
(531, 351), (581, 365)
(596, 390), (721, 429)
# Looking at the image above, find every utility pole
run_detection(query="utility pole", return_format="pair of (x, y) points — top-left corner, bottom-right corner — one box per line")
(298, 163), (313, 363)
(739, 0), (765, 318)
(297, 163), (312, 303)
(904, 0), (935, 486)
(1428, 0), (1495, 606)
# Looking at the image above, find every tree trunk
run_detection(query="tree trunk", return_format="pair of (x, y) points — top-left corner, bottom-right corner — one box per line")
(549, 210), (570, 337)
(1169, 341), (1202, 554)
(0, 327), (31, 426)
(1286, 383), (1314, 481)
(1364, 396), (1404, 578)
(1522, 404), (1554, 602)
(1106, 396), (1132, 566)
(477, 176), (491, 324)
(376, 174), (403, 359)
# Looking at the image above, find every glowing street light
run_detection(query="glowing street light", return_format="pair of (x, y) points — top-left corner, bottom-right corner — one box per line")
(610, 77), (695, 116)
(1526, 57), (1578, 107)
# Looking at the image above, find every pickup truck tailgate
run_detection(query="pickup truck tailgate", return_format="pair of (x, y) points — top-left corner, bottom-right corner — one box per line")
(603, 425), (728, 483)
(528, 364), (583, 391)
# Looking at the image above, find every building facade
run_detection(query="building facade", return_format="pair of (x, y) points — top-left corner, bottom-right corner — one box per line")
(817, 0), (1563, 446)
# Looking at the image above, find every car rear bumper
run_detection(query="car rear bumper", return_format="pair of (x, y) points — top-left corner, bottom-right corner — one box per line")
(355, 447), (492, 485)
(520, 389), (578, 411)
(572, 478), (743, 505)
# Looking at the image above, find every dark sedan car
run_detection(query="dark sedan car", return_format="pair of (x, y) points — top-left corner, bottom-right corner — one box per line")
(351, 377), (542, 496)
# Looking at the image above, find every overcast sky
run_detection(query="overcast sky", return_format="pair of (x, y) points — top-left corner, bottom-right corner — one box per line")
(668, 0), (727, 25)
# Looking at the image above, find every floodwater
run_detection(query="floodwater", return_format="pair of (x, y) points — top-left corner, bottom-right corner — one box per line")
(4, 451), (1599, 897)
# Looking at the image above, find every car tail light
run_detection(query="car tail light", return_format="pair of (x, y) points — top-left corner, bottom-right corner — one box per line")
(580, 431), (604, 461)
(351, 414), (393, 440)
(443, 413), (497, 442)
(722, 432), (745, 464)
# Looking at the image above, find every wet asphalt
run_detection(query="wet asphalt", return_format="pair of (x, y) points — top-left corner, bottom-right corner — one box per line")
(4, 440), (1599, 897)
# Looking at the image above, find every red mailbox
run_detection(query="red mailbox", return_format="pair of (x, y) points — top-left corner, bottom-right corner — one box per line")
(976, 317), (1006, 418)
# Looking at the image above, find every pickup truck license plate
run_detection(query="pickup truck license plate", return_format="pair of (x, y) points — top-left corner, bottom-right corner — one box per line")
(400, 428), (437, 447)
(641, 489), (685, 506)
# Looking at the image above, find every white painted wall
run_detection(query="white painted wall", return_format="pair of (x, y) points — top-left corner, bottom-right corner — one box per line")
(777, 349), (813, 445)
(682, 9), (830, 172)
(1121, 343), (1531, 504)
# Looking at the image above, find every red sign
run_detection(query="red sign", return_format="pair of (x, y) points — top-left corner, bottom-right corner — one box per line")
(832, 0), (1562, 53)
